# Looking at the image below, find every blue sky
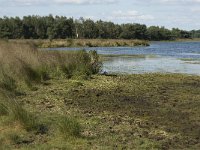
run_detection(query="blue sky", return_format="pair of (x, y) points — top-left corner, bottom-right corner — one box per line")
(0, 0), (200, 30)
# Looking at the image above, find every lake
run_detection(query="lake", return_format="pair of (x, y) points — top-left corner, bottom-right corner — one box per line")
(47, 42), (200, 75)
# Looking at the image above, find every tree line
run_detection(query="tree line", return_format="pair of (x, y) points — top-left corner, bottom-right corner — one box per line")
(0, 15), (197, 40)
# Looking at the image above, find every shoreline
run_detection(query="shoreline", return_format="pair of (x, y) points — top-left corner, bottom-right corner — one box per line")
(1, 73), (199, 149)
(150, 38), (200, 42)
(9, 39), (150, 48)
(7, 38), (200, 49)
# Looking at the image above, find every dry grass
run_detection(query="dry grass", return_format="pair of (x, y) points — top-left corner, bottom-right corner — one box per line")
(10, 39), (150, 48)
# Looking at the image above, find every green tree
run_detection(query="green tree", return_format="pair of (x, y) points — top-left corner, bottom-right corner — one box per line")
(82, 19), (98, 38)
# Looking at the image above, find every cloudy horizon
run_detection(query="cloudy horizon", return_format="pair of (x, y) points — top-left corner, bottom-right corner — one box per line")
(0, 0), (200, 30)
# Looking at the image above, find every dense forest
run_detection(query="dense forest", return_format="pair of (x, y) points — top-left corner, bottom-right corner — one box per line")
(0, 15), (198, 40)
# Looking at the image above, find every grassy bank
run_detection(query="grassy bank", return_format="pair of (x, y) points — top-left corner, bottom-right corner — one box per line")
(0, 41), (101, 149)
(10, 39), (150, 48)
(0, 41), (200, 149)
(1, 73), (200, 149)
(156, 38), (200, 42)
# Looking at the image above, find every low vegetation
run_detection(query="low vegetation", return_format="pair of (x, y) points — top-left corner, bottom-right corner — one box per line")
(10, 39), (149, 48)
(0, 40), (101, 93)
(1, 73), (200, 149)
(0, 41), (200, 149)
(0, 41), (101, 149)
(40, 39), (150, 48)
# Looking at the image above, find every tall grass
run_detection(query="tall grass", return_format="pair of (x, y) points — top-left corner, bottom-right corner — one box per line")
(0, 95), (38, 131)
(0, 40), (101, 94)
(0, 40), (100, 137)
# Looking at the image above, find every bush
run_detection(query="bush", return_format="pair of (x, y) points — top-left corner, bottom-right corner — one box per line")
(89, 50), (102, 74)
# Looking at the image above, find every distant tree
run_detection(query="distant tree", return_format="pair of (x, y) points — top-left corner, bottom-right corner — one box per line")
(147, 26), (172, 40)
(0, 17), (12, 38)
(82, 19), (98, 38)
(8, 17), (23, 39)
(171, 28), (191, 39)
(191, 30), (200, 38)
(0, 15), (194, 40)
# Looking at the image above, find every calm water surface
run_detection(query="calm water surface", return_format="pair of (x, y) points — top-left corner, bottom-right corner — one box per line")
(47, 42), (200, 75)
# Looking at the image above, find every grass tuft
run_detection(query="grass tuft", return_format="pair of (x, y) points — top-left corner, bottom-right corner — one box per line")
(11, 105), (38, 131)
(58, 117), (81, 138)
(0, 103), (9, 116)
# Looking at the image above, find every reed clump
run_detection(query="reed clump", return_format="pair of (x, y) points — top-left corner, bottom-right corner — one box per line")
(0, 41), (101, 94)
(34, 39), (149, 48)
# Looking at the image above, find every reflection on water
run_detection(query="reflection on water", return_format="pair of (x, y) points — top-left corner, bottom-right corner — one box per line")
(103, 56), (200, 75)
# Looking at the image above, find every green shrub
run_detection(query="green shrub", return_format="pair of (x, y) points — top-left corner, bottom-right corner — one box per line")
(89, 50), (102, 74)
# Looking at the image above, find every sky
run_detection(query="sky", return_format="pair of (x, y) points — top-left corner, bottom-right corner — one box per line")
(0, 0), (200, 30)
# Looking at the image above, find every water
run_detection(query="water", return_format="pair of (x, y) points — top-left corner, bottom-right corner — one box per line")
(47, 42), (200, 75)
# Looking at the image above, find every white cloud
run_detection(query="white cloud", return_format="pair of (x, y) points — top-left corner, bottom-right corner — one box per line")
(3, 0), (118, 6)
(156, 0), (200, 4)
(3, 0), (200, 7)
(3, 0), (46, 6)
(191, 7), (200, 13)
(111, 10), (154, 21)
(54, 0), (117, 4)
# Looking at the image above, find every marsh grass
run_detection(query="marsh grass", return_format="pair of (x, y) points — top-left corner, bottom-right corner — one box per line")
(11, 39), (149, 48)
(0, 41), (101, 94)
